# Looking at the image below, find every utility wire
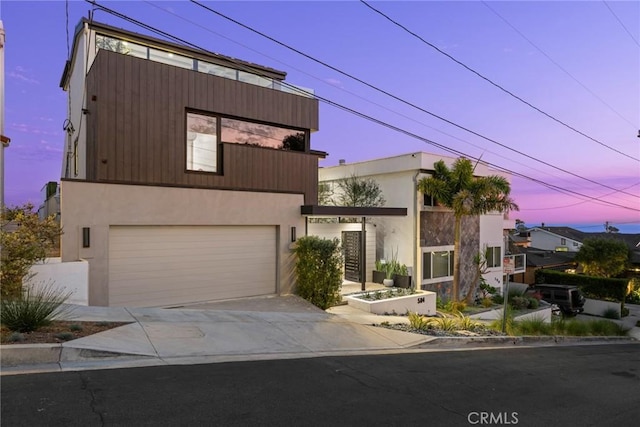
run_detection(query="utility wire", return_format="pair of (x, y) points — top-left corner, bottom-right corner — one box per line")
(602, 0), (640, 48)
(190, 0), (640, 199)
(360, 0), (640, 163)
(144, 0), (595, 194)
(482, 0), (637, 129)
(84, 0), (640, 213)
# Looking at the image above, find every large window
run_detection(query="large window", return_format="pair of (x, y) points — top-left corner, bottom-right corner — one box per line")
(221, 118), (305, 151)
(422, 248), (454, 281)
(486, 246), (502, 268)
(186, 113), (217, 172)
(186, 112), (307, 173)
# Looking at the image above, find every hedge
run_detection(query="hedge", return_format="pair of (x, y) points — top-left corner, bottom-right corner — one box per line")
(534, 269), (628, 302)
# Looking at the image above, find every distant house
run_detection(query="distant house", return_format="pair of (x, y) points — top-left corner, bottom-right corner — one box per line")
(528, 226), (584, 252)
(319, 152), (521, 299)
(526, 225), (640, 278)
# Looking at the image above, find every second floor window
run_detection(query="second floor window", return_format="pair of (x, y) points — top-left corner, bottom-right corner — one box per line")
(186, 113), (217, 172)
(486, 246), (502, 268)
(423, 248), (454, 281)
(186, 112), (307, 173)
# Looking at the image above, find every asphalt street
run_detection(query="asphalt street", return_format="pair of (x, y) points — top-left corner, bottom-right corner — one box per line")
(2, 343), (639, 427)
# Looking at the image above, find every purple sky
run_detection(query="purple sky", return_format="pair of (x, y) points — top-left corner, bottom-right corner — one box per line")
(3, 1), (639, 232)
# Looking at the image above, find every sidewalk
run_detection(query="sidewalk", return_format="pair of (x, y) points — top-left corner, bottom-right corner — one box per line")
(1, 296), (638, 375)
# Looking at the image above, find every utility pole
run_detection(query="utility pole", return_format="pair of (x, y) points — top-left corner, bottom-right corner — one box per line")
(0, 19), (9, 213)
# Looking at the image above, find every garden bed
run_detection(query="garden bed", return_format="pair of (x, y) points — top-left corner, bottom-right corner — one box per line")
(346, 289), (436, 315)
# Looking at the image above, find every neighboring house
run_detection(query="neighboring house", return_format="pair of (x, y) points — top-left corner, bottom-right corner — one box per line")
(527, 225), (640, 278)
(519, 247), (577, 284)
(59, 19), (323, 307)
(528, 226), (584, 252)
(319, 152), (518, 299)
(37, 181), (60, 223)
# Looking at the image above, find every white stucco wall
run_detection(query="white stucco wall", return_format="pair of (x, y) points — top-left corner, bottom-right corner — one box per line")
(61, 180), (305, 306)
(307, 222), (376, 281)
(319, 153), (514, 290)
(25, 258), (89, 305)
(480, 213), (507, 292)
(62, 24), (96, 180)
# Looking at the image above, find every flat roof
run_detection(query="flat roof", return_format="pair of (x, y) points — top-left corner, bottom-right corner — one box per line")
(301, 205), (407, 217)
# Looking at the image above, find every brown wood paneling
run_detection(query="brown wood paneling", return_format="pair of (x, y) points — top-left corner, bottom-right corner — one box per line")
(87, 50), (320, 203)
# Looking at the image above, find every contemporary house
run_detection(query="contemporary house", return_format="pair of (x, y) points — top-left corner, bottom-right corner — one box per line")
(59, 19), (323, 307)
(319, 153), (520, 300)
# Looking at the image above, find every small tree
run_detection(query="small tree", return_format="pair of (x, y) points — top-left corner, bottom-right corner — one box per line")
(1, 204), (62, 298)
(575, 238), (629, 278)
(335, 174), (385, 207)
(318, 182), (333, 206)
(293, 236), (343, 309)
(418, 158), (518, 302)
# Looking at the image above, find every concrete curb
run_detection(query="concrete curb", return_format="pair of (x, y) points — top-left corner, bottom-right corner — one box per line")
(0, 343), (149, 367)
(2, 335), (636, 369)
(419, 335), (637, 347)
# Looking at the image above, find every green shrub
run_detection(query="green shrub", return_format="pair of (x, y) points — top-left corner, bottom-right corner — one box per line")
(510, 296), (528, 310)
(69, 323), (83, 332)
(587, 319), (627, 336)
(444, 300), (467, 313)
(436, 297), (444, 309)
(453, 311), (482, 331)
(429, 315), (458, 332)
(490, 307), (515, 335)
(515, 316), (551, 335)
(563, 320), (591, 336)
(408, 312), (429, 330)
(602, 307), (620, 319)
(0, 282), (72, 332)
(293, 236), (343, 310)
(491, 294), (504, 304)
(54, 332), (74, 341)
(527, 298), (539, 309)
(1, 204), (62, 298)
(7, 332), (25, 342)
(481, 297), (493, 308)
(535, 269), (627, 301)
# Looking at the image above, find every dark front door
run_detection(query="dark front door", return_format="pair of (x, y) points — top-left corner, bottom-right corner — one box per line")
(342, 231), (361, 282)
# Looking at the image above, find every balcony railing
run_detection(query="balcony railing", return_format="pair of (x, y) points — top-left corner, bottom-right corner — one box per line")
(95, 34), (315, 98)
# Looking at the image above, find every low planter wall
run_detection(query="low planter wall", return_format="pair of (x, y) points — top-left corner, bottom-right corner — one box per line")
(24, 258), (89, 305)
(346, 290), (436, 316)
(469, 306), (553, 323)
(582, 298), (621, 318)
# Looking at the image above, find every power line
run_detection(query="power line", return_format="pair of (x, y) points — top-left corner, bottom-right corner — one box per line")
(189, 0), (640, 199)
(143, 0), (596, 194)
(602, 0), (640, 48)
(360, 0), (640, 163)
(519, 181), (640, 211)
(482, 0), (638, 129)
(84, 0), (640, 213)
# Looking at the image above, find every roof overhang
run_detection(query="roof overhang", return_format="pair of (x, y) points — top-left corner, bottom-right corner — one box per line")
(301, 205), (407, 217)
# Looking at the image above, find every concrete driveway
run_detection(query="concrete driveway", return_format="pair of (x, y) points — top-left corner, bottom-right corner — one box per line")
(0, 295), (430, 374)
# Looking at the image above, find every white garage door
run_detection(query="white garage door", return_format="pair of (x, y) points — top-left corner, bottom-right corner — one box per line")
(108, 225), (276, 307)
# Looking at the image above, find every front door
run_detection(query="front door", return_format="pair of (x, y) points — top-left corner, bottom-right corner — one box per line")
(342, 231), (361, 282)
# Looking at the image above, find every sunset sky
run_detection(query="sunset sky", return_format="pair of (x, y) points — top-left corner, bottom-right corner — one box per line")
(3, 1), (639, 232)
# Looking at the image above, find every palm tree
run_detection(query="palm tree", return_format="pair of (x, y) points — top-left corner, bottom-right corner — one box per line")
(418, 158), (518, 302)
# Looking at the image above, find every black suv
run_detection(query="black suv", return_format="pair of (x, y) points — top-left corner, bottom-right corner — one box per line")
(527, 284), (586, 316)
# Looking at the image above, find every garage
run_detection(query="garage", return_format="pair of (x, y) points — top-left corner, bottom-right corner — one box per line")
(108, 225), (277, 307)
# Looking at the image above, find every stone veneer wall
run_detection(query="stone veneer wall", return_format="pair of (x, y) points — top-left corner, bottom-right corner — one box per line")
(419, 211), (480, 301)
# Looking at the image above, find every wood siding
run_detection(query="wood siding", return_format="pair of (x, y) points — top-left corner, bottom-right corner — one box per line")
(85, 50), (320, 203)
